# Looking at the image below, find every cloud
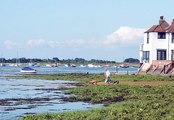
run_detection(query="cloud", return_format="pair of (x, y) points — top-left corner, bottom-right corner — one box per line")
(3, 40), (20, 49)
(3, 26), (146, 50)
(3, 39), (86, 49)
(104, 26), (146, 45)
(47, 39), (86, 47)
(27, 39), (46, 47)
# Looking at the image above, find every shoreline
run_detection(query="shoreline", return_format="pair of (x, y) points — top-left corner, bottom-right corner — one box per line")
(4, 73), (174, 119)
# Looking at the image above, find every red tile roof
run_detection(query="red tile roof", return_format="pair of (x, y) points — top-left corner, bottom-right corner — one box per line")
(145, 25), (166, 33)
(145, 16), (169, 33)
(145, 25), (158, 33)
(166, 20), (174, 33)
(161, 20), (169, 29)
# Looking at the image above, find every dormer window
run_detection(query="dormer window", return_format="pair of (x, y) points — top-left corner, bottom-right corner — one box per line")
(147, 33), (149, 44)
(158, 32), (166, 39)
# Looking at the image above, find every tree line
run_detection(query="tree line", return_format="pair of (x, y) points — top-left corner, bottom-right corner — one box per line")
(0, 57), (139, 64)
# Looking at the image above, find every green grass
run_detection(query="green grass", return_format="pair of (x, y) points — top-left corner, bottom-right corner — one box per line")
(8, 73), (104, 82)
(8, 73), (174, 82)
(68, 84), (174, 104)
(111, 74), (174, 82)
(12, 73), (174, 119)
(20, 100), (174, 120)
(21, 84), (174, 120)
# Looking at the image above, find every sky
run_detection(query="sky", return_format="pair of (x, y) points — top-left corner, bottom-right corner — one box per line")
(0, 0), (174, 61)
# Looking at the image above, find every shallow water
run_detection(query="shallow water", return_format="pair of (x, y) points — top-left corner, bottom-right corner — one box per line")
(0, 66), (138, 76)
(0, 78), (101, 120)
(0, 66), (138, 120)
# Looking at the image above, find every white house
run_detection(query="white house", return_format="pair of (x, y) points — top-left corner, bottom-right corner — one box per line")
(139, 16), (174, 74)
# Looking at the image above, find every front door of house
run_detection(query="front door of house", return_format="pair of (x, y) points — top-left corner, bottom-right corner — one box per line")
(157, 49), (166, 60)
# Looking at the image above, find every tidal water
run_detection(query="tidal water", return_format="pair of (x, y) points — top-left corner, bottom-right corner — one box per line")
(0, 78), (102, 120)
(0, 66), (138, 76)
(0, 66), (138, 120)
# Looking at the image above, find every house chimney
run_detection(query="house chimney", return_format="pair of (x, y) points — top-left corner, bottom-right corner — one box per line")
(172, 19), (174, 25)
(160, 16), (164, 20)
(159, 16), (164, 24)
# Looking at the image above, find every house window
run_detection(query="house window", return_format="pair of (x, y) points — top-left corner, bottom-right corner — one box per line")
(171, 50), (174, 60)
(157, 49), (166, 60)
(158, 32), (166, 39)
(172, 33), (174, 43)
(143, 51), (150, 63)
(147, 33), (149, 44)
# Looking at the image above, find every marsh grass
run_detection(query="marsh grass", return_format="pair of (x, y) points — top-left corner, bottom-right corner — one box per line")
(21, 84), (174, 120)
(9, 73), (174, 82)
(14, 73), (174, 119)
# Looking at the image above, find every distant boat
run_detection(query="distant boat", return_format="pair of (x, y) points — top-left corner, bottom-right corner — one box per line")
(15, 52), (22, 67)
(20, 67), (37, 74)
(0, 63), (6, 67)
(64, 64), (69, 67)
(71, 64), (76, 67)
(65, 63), (76, 67)
(0, 57), (6, 67)
(29, 63), (40, 67)
(120, 63), (129, 68)
(80, 64), (87, 67)
(87, 64), (100, 68)
(45, 64), (52, 67)
(87, 64), (95, 68)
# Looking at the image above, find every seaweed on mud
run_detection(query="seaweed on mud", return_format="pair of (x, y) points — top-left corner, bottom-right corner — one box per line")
(34, 88), (67, 91)
(0, 97), (51, 106)
(60, 96), (78, 102)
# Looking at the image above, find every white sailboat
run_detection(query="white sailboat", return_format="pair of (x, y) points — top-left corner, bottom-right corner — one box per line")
(14, 58), (22, 67)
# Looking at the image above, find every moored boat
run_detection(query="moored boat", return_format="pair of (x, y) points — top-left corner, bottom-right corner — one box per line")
(0, 63), (6, 67)
(20, 67), (37, 74)
(119, 63), (129, 68)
